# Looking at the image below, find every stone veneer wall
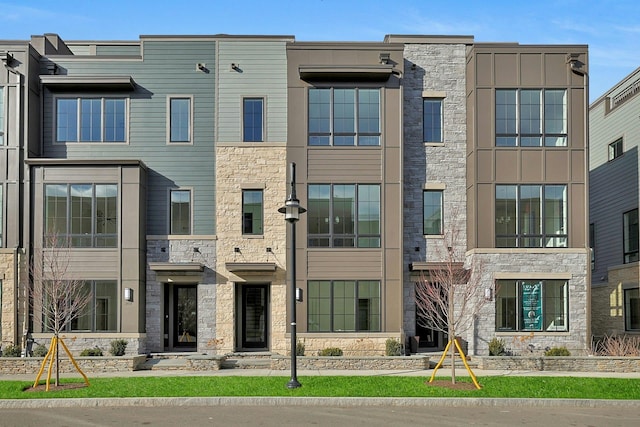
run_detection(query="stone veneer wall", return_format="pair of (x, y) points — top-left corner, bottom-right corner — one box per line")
(215, 145), (287, 354)
(146, 238), (217, 353)
(467, 250), (590, 356)
(591, 263), (639, 338)
(0, 251), (18, 348)
(295, 335), (402, 357)
(476, 356), (640, 372)
(401, 43), (468, 338)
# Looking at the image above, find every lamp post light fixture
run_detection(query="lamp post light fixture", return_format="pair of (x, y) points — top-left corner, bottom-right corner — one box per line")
(278, 162), (306, 389)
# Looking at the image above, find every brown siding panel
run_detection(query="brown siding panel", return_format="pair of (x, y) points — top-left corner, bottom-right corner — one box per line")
(307, 149), (382, 182)
(307, 251), (382, 278)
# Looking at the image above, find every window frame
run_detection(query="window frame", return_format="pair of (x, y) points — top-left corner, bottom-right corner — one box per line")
(167, 95), (194, 144)
(423, 98), (443, 143)
(423, 190), (443, 235)
(242, 189), (264, 236)
(495, 184), (568, 248)
(54, 96), (128, 144)
(307, 183), (381, 248)
(623, 208), (639, 264)
(495, 279), (569, 332)
(308, 87), (381, 147)
(624, 288), (640, 331)
(242, 97), (264, 142)
(495, 89), (567, 147)
(307, 280), (381, 332)
(608, 137), (623, 161)
(589, 223), (595, 271)
(44, 183), (118, 248)
(169, 188), (192, 235)
(0, 86), (5, 146)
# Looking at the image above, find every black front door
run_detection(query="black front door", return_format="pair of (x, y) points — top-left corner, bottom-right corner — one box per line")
(241, 285), (268, 350)
(174, 285), (197, 349)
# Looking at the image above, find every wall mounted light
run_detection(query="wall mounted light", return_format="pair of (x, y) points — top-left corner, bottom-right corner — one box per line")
(234, 247), (241, 253)
(124, 288), (134, 302)
(484, 288), (493, 301)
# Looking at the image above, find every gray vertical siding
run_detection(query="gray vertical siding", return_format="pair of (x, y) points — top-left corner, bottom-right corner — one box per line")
(41, 40), (216, 235)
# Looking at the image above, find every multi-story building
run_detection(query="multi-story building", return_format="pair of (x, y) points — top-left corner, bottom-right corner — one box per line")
(590, 67), (640, 338)
(0, 32), (590, 357)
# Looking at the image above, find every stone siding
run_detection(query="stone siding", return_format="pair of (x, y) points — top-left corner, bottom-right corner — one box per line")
(296, 335), (403, 356)
(591, 263), (639, 338)
(0, 355), (147, 375)
(0, 251), (18, 348)
(401, 43), (468, 338)
(477, 356), (640, 372)
(28, 335), (146, 356)
(271, 355), (429, 370)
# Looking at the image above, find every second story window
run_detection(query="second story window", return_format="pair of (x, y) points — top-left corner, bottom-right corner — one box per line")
(623, 208), (638, 263)
(608, 138), (623, 161)
(423, 190), (443, 235)
(168, 97), (192, 143)
(496, 89), (567, 147)
(45, 183), (118, 247)
(170, 189), (191, 235)
(243, 98), (264, 142)
(56, 97), (127, 143)
(0, 87), (4, 145)
(308, 88), (380, 146)
(242, 189), (263, 235)
(423, 98), (443, 143)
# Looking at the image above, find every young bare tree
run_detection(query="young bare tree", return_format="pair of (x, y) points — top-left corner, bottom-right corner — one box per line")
(415, 214), (486, 386)
(30, 233), (92, 388)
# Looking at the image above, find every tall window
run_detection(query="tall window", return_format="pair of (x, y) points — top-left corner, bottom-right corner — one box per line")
(495, 280), (568, 332)
(308, 184), (380, 248)
(0, 87), (4, 145)
(589, 223), (595, 271)
(623, 208), (638, 263)
(243, 98), (263, 142)
(608, 138), (623, 161)
(169, 97), (192, 143)
(170, 189), (191, 235)
(242, 190), (263, 235)
(308, 280), (380, 332)
(625, 288), (640, 331)
(56, 97), (126, 143)
(45, 184), (118, 247)
(423, 98), (443, 143)
(495, 184), (567, 248)
(496, 89), (567, 147)
(308, 88), (380, 146)
(423, 190), (443, 235)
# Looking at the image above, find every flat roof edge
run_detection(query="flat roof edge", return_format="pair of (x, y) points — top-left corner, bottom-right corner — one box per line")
(384, 35), (474, 44)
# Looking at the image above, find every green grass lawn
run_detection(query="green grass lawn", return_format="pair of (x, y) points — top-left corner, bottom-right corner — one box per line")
(0, 376), (639, 400)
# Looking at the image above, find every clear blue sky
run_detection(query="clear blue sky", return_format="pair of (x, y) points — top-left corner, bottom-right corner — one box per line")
(1, 0), (637, 102)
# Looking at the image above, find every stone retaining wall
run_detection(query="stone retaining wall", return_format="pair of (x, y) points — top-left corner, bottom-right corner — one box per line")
(270, 355), (430, 371)
(0, 355), (147, 375)
(476, 356), (640, 372)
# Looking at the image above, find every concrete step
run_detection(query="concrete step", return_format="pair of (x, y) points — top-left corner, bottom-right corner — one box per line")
(139, 358), (189, 370)
(222, 358), (272, 369)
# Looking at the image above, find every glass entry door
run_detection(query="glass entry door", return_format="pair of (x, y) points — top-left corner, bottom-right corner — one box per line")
(174, 285), (197, 349)
(241, 285), (269, 350)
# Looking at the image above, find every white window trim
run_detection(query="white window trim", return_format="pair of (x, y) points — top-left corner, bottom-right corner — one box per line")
(166, 95), (194, 145)
(53, 95), (130, 145)
(168, 187), (194, 235)
(241, 96), (266, 143)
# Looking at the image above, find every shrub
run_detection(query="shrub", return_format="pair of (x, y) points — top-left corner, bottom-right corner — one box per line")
(318, 347), (343, 356)
(385, 338), (403, 356)
(0, 344), (22, 357)
(545, 346), (571, 356)
(593, 335), (640, 356)
(109, 339), (128, 356)
(488, 337), (505, 356)
(33, 344), (49, 357)
(80, 347), (103, 357)
(295, 340), (305, 356)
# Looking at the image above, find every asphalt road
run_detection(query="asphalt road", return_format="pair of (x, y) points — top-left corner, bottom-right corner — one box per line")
(1, 404), (638, 427)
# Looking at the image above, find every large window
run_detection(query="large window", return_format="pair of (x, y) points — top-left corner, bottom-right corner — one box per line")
(43, 280), (118, 332)
(495, 184), (567, 248)
(169, 97), (192, 143)
(45, 184), (118, 247)
(308, 184), (380, 248)
(496, 89), (567, 147)
(625, 288), (640, 331)
(623, 208), (638, 263)
(308, 88), (380, 146)
(242, 189), (263, 235)
(608, 138), (623, 161)
(308, 280), (380, 332)
(170, 189), (191, 235)
(423, 190), (443, 235)
(0, 87), (4, 145)
(56, 97), (126, 143)
(423, 98), (443, 143)
(496, 280), (568, 332)
(243, 98), (264, 142)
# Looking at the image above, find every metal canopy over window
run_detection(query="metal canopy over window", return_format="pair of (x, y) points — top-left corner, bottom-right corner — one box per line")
(40, 75), (135, 91)
(298, 65), (393, 82)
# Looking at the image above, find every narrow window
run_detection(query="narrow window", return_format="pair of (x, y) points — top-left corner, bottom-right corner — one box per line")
(169, 97), (191, 143)
(589, 223), (595, 271)
(243, 98), (264, 142)
(0, 87), (4, 145)
(170, 189), (191, 235)
(625, 288), (640, 331)
(423, 190), (443, 235)
(242, 190), (263, 235)
(57, 99), (78, 142)
(608, 138), (623, 161)
(623, 208), (639, 263)
(423, 99), (443, 143)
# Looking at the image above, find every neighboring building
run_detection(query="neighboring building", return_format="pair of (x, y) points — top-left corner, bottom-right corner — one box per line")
(590, 67), (640, 338)
(0, 33), (591, 357)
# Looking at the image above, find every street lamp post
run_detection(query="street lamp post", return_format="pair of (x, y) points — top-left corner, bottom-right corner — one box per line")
(278, 162), (306, 389)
